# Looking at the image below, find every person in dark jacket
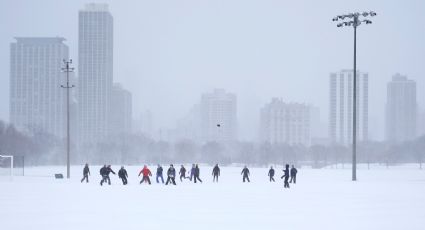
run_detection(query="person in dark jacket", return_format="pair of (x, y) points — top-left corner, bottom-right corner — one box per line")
(193, 164), (202, 183)
(81, 163), (90, 183)
(212, 164), (220, 182)
(241, 166), (250, 183)
(99, 165), (107, 185)
(268, 166), (275, 182)
(118, 166), (128, 185)
(281, 164), (290, 188)
(156, 164), (164, 184)
(165, 164), (176, 185)
(290, 165), (298, 184)
(179, 165), (187, 182)
(189, 164), (195, 181)
(139, 165), (152, 184)
(101, 165), (116, 186)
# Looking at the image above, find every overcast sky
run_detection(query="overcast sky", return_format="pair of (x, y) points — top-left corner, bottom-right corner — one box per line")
(0, 0), (424, 141)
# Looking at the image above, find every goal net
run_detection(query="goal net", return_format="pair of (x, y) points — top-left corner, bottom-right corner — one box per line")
(0, 155), (25, 179)
(0, 155), (14, 179)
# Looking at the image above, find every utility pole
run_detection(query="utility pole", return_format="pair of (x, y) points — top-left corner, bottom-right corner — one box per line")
(61, 59), (75, 179)
(333, 11), (376, 181)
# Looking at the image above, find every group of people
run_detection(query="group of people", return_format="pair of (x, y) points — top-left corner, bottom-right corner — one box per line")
(267, 164), (298, 188)
(80, 163), (297, 188)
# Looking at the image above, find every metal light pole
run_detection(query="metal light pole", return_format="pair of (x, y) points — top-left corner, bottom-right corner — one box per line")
(61, 59), (75, 179)
(332, 11), (376, 181)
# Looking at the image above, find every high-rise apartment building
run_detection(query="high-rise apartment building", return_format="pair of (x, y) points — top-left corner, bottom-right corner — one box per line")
(10, 37), (69, 138)
(200, 89), (237, 142)
(329, 70), (369, 145)
(78, 3), (113, 145)
(385, 74), (417, 142)
(109, 83), (132, 136)
(260, 98), (311, 146)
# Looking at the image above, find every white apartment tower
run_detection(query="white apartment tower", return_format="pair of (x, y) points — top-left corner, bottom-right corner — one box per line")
(329, 70), (369, 145)
(260, 98), (311, 146)
(201, 89), (237, 142)
(385, 74), (417, 142)
(78, 3), (113, 145)
(109, 83), (132, 136)
(10, 37), (69, 138)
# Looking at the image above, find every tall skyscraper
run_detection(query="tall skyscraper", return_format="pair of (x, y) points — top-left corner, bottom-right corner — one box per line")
(201, 89), (237, 142)
(139, 110), (154, 138)
(78, 3), (113, 145)
(109, 83), (132, 136)
(329, 70), (369, 145)
(260, 98), (311, 146)
(10, 37), (69, 138)
(385, 74), (417, 142)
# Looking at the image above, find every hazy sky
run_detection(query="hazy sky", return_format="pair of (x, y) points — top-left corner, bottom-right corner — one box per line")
(0, 0), (424, 141)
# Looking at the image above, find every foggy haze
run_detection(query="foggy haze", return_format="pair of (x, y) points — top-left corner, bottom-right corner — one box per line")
(0, 0), (424, 141)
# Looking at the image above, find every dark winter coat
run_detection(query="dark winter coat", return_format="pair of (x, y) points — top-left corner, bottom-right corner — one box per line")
(241, 168), (250, 176)
(167, 167), (176, 178)
(157, 166), (163, 175)
(118, 169), (128, 179)
(83, 166), (90, 176)
(194, 167), (200, 176)
(268, 168), (275, 177)
(282, 168), (290, 179)
(290, 168), (298, 176)
(179, 167), (186, 176)
(105, 167), (116, 176)
(212, 166), (220, 176)
(100, 166), (107, 176)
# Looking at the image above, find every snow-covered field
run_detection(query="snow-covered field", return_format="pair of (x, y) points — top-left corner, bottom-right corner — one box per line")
(1, 165), (424, 230)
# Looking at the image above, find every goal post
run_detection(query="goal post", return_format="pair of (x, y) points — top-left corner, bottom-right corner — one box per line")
(0, 155), (14, 180)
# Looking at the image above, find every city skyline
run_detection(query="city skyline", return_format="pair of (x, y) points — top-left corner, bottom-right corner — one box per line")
(0, 0), (424, 142)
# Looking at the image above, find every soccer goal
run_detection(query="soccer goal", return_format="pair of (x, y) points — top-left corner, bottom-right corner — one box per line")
(0, 155), (14, 180)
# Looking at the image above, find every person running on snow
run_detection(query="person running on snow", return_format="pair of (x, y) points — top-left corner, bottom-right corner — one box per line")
(165, 164), (177, 185)
(156, 164), (164, 184)
(118, 166), (128, 185)
(241, 165), (250, 183)
(281, 164), (290, 188)
(138, 165), (152, 184)
(268, 166), (275, 182)
(179, 165), (187, 182)
(212, 164), (220, 182)
(99, 165), (107, 185)
(189, 164), (195, 181)
(81, 163), (90, 183)
(290, 165), (298, 184)
(101, 165), (116, 186)
(193, 164), (203, 183)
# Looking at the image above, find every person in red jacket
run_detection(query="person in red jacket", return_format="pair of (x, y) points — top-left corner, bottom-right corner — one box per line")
(138, 165), (152, 185)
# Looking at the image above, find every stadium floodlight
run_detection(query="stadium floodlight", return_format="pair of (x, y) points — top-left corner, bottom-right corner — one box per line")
(61, 59), (75, 179)
(332, 11), (377, 181)
(0, 155), (14, 181)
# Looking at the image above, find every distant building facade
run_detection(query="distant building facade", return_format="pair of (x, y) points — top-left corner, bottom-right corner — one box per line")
(109, 83), (132, 136)
(10, 37), (69, 138)
(385, 74), (417, 142)
(201, 89), (237, 142)
(78, 3), (113, 145)
(260, 98), (311, 146)
(329, 70), (369, 145)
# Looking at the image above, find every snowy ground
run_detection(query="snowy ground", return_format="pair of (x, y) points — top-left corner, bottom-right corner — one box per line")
(1, 164), (424, 230)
